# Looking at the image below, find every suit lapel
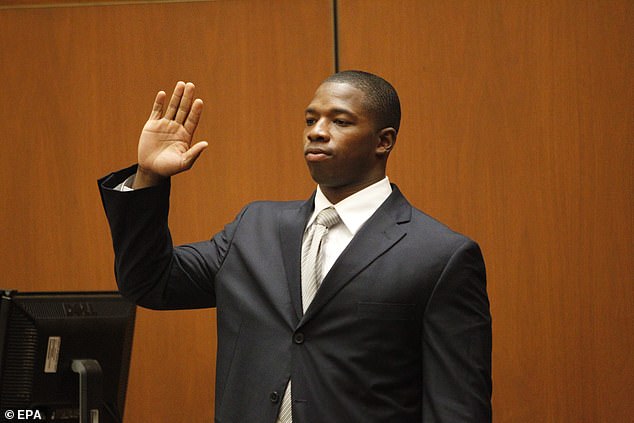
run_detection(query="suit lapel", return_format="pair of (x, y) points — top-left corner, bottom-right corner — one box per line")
(300, 186), (412, 325)
(279, 194), (315, 322)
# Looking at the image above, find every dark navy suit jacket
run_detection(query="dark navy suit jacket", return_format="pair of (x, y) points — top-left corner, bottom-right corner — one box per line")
(99, 165), (492, 422)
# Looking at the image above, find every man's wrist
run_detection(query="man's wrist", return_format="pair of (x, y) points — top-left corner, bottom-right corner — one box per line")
(132, 166), (165, 189)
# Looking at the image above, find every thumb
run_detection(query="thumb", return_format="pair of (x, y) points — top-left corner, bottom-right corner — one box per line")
(181, 141), (209, 170)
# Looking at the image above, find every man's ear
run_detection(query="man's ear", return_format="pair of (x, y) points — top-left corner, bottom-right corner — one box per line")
(376, 127), (397, 156)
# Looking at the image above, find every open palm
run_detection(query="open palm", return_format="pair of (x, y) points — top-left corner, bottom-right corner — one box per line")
(137, 82), (208, 184)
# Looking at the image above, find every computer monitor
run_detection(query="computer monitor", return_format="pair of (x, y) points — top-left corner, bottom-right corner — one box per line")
(0, 290), (136, 423)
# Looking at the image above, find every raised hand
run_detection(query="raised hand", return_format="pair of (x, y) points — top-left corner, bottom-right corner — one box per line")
(134, 81), (208, 188)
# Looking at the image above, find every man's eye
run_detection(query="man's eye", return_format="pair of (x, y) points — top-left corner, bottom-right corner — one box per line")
(305, 118), (316, 126)
(334, 119), (349, 126)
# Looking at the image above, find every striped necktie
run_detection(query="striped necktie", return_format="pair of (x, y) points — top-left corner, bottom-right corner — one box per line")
(276, 207), (341, 423)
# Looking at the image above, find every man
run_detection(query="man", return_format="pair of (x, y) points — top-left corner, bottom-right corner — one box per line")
(99, 71), (492, 422)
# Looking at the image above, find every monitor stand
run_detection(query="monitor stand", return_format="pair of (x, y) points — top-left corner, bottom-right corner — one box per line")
(71, 359), (103, 423)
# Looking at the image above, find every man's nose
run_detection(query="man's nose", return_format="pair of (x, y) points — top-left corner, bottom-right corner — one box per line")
(307, 120), (329, 142)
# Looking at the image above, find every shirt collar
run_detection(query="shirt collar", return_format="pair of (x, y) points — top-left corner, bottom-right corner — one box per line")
(309, 177), (392, 235)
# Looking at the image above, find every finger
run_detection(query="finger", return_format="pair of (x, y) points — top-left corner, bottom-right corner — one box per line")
(182, 141), (209, 170)
(149, 91), (166, 120)
(164, 81), (186, 120)
(184, 98), (204, 135)
(175, 82), (196, 124)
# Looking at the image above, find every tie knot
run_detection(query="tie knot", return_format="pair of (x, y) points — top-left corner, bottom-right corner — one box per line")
(314, 207), (341, 229)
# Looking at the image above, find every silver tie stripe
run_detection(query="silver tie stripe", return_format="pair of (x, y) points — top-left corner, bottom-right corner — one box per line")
(276, 207), (341, 423)
(301, 207), (341, 313)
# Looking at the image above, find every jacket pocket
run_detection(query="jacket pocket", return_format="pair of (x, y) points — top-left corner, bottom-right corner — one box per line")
(357, 302), (416, 321)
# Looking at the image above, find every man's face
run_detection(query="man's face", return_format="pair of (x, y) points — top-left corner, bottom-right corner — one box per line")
(303, 82), (385, 194)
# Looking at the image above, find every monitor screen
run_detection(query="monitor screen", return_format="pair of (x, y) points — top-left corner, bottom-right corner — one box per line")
(0, 290), (136, 423)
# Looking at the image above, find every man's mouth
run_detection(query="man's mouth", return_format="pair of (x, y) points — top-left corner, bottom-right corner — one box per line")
(304, 147), (332, 162)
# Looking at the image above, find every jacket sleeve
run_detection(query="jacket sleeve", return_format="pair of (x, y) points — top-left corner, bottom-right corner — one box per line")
(98, 164), (244, 310)
(422, 239), (492, 422)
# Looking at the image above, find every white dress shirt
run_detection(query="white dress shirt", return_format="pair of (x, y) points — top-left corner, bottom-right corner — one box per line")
(306, 177), (392, 280)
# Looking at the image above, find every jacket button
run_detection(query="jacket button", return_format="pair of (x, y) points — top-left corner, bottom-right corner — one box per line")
(293, 333), (304, 344)
(270, 391), (280, 403)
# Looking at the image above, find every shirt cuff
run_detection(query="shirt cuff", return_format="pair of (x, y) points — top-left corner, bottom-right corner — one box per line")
(114, 174), (136, 191)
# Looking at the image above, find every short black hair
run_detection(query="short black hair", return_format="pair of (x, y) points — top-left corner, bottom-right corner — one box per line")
(324, 70), (401, 134)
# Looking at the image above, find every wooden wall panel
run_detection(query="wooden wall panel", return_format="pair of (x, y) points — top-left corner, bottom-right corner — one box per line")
(338, 0), (633, 421)
(0, 0), (138, 7)
(0, 0), (333, 420)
